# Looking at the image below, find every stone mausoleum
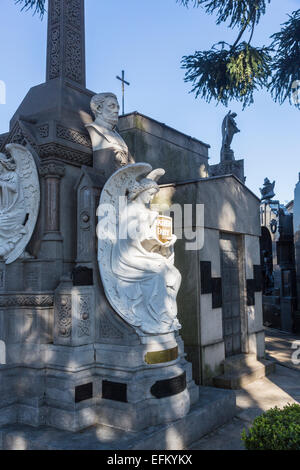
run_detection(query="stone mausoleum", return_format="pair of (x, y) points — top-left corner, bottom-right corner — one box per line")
(0, 0), (268, 448)
(259, 176), (300, 334)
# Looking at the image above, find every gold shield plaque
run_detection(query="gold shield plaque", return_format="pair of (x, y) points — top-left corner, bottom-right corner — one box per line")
(155, 215), (173, 243)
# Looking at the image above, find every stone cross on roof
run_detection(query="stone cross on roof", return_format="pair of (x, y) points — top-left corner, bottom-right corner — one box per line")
(46, 0), (86, 88)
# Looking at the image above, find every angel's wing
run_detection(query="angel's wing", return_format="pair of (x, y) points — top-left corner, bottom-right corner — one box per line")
(97, 163), (152, 327)
(5, 144), (40, 265)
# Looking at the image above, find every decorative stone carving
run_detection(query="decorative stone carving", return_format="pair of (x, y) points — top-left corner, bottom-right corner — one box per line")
(65, 28), (82, 84)
(57, 295), (72, 337)
(47, 0), (85, 86)
(0, 134), (8, 149)
(66, 0), (81, 28)
(51, 0), (61, 24)
(220, 111), (240, 162)
(39, 143), (92, 166)
(56, 124), (91, 148)
(54, 281), (95, 345)
(86, 92), (133, 172)
(99, 315), (124, 339)
(0, 121), (39, 155)
(49, 27), (61, 80)
(38, 125), (50, 138)
(97, 163), (182, 335)
(260, 178), (275, 202)
(0, 294), (54, 307)
(39, 162), (65, 179)
(5, 124), (26, 148)
(209, 159), (245, 182)
(0, 144), (40, 264)
(77, 294), (91, 337)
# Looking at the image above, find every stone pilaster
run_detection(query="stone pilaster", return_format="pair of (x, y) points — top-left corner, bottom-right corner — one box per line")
(39, 161), (65, 259)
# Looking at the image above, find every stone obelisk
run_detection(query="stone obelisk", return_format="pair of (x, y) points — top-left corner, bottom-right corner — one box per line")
(46, 0), (86, 87)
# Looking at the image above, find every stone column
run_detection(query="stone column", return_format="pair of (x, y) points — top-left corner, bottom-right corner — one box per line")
(39, 161), (65, 259)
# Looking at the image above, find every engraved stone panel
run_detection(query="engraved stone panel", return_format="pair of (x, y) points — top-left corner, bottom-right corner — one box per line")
(75, 382), (93, 403)
(0, 269), (4, 289)
(102, 380), (127, 403)
(150, 372), (187, 399)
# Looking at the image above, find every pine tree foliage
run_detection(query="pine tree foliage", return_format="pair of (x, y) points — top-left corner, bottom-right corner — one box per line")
(15, 0), (46, 17)
(178, 0), (300, 109)
(269, 10), (300, 107)
(177, 0), (270, 28)
(182, 41), (271, 108)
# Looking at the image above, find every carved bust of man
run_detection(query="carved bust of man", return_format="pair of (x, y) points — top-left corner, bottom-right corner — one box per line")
(86, 93), (132, 171)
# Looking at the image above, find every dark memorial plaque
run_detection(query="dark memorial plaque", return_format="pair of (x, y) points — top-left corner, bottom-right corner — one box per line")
(102, 380), (127, 403)
(253, 265), (262, 292)
(247, 279), (255, 306)
(72, 266), (93, 286)
(75, 382), (93, 403)
(150, 372), (186, 399)
(212, 277), (222, 309)
(200, 261), (212, 294)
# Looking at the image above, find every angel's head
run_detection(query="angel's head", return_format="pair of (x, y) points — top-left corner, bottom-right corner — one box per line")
(90, 92), (120, 126)
(0, 153), (16, 173)
(129, 180), (159, 205)
(128, 168), (165, 205)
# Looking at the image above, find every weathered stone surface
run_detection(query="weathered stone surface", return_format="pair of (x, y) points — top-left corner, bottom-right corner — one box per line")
(0, 386), (236, 450)
(119, 112), (209, 184)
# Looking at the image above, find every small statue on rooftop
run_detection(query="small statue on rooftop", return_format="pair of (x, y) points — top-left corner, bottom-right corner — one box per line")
(220, 111), (240, 162)
(260, 178), (275, 202)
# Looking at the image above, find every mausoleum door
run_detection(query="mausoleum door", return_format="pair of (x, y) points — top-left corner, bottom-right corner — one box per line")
(220, 233), (242, 357)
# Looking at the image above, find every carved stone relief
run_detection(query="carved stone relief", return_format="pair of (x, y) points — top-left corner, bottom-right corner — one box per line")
(0, 144), (40, 264)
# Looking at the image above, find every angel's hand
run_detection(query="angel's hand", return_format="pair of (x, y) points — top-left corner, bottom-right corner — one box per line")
(162, 234), (177, 247)
(149, 211), (159, 227)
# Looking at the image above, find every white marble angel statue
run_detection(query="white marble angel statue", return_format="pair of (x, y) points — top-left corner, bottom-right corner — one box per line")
(97, 163), (182, 335)
(0, 144), (40, 264)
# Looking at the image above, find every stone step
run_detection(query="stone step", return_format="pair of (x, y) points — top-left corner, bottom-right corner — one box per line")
(213, 359), (275, 390)
(222, 353), (258, 374)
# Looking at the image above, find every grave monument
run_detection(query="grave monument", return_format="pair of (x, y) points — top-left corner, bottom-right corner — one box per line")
(0, 0), (270, 449)
(0, 0), (237, 449)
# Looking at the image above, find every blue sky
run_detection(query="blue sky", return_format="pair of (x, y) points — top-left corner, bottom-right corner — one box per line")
(0, 0), (299, 203)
